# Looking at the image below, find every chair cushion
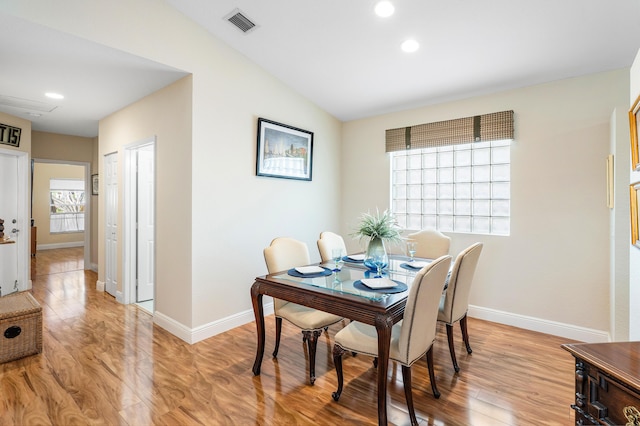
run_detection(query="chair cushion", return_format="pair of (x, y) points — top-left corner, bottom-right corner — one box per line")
(276, 302), (343, 331)
(335, 320), (413, 363)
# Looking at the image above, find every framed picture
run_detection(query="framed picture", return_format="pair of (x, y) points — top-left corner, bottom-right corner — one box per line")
(91, 174), (99, 195)
(256, 118), (313, 181)
(631, 181), (640, 249)
(629, 94), (640, 171)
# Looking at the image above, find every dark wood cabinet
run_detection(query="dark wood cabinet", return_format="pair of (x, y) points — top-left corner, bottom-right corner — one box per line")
(562, 342), (640, 425)
(30, 226), (36, 256)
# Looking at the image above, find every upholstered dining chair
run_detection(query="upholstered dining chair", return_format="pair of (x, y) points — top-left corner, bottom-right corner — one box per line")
(317, 231), (347, 263)
(437, 242), (483, 373)
(331, 255), (452, 426)
(406, 228), (451, 259)
(263, 237), (343, 385)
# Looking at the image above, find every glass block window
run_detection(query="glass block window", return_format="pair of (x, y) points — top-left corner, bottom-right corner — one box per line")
(391, 139), (511, 235)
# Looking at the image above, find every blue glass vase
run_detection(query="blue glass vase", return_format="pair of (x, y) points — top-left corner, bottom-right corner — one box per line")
(363, 237), (388, 274)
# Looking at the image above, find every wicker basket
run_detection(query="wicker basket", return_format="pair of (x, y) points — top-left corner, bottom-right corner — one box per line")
(0, 291), (42, 363)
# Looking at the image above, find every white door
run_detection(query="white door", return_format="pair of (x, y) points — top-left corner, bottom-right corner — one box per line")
(105, 153), (118, 297)
(0, 154), (19, 295)
(136, 144), (154, 302)
(0, 149), (29, 295)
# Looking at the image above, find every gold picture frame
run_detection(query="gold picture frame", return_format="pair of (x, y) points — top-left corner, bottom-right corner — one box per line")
(631, 182), (640, 248)
(629, 94), (640, 171)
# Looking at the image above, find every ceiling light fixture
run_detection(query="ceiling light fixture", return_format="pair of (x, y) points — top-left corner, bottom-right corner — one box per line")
(374, 1), (395, 18)
(401, 39), (419, 53)
(45, 92), (64, 100)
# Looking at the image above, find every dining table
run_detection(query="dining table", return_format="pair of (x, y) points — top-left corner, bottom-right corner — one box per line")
(250, 254), (432, 425)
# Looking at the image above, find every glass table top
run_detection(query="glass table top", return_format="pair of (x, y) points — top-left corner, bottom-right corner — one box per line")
(273, 255), (432, 302)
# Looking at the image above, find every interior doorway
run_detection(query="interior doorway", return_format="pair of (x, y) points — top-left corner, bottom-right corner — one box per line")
(124, 138), (156, 313)
(31, 159), (91, 270)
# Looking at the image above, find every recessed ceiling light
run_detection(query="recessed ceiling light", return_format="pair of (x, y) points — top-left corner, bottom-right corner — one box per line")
(45, 92), (64, 100)
(401, 39), (419, 53)
(375, 1), (395, 17)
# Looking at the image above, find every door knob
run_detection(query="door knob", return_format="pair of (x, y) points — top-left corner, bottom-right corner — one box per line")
(11, 228), (19, 234)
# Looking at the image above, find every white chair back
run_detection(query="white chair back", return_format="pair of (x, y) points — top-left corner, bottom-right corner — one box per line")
(263, 237), (310, 311)
(397, 255), (452, 365)
(439, 242), (483, 324)
(407, 228), (451, 259)
(317, 231), (347, 263)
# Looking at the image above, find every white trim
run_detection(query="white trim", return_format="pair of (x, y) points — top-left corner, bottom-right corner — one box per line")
(153, 302), (275, 344)
(468, 305), (610, 343)
(123, 136), (156, 306)
(96, 280), (105, 292)
(115, 290), (124, 304)
(37, 242), (84, 250)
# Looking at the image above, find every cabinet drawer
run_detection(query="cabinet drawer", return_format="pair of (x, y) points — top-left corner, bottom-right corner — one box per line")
(587, 371), (640, 425)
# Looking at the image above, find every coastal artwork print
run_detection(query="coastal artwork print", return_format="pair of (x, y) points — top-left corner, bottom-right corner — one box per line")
(256, 118), (313, 181)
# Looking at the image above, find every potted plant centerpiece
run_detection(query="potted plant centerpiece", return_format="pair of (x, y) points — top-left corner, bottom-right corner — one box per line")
(352, 209), (402, 274)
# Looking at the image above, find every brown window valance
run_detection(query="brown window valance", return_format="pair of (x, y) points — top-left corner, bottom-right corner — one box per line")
(385, 110), (514, 153)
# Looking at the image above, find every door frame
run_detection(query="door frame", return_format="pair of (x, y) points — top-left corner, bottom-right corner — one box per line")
(123, 136), (156, 306)
(32, 158), (92, 270)
(0, 147), (30, 291)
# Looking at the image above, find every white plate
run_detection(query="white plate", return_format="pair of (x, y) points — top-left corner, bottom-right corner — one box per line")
(405, 261), (430, 269)
(361, 278), (398, 289)
(347, 254), (366, 261)
(294, 266), (325, 274)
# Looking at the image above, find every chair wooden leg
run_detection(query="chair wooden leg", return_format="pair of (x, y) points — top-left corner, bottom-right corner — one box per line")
(401, 365), (418, 426)
(460, 314), (473, 354)
(303, 330), (322, 385)
(425, 347), (440, 399)
(445, 323), (460, 373)
(332, 345), (346, 401)
(272, 317), (283, 358)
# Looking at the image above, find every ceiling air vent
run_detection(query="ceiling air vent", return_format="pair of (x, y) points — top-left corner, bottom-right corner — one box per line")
(0, 95), (57, 113)
(224, 8), (258, 34)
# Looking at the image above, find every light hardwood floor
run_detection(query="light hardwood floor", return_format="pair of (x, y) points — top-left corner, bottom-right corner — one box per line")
(0, 247), (577, 425)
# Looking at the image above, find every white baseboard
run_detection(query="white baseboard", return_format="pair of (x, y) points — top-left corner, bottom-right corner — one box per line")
(96, 280), (105, 292)
(153, 302), (275, 345)
(89, 263), (98, 272)
(468, 305), (610, 343)
(115, 291), (124, 304)
(37, 242), (84, 250)
(150, 302), (608, 346)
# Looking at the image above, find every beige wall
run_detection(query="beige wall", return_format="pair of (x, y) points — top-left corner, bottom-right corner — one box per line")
(5, 1), (630, 343)
(32, 162), (85, 247)
(342, 69), (628, 340)
(32, 131), (97, 268)
(99, 75), (193, 326)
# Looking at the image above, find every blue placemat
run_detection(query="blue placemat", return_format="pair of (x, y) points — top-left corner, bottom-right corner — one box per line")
(342, 255), (364, 263)
(400, 262), (425, 271)
(353, 279), (408, 294)
(287, 267), (333, 278)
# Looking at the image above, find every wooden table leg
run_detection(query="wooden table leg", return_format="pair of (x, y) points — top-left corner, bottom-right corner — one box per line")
(375, 314), (394, 426)
(251, 283), (265, 376)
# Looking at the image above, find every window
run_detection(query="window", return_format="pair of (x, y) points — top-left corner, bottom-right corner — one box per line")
(391, 139), (511, 235)
(50, 179), (85, 233)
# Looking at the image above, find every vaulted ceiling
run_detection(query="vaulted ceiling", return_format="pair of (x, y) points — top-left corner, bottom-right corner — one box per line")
(1, 1), (639, 137)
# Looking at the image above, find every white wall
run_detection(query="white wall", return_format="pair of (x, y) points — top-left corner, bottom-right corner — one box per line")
(342, 69), (629, 341)
(629, 49), (640, 340)
(1, 0), (343, 341)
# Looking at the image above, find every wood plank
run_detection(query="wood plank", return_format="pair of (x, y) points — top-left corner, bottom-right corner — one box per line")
(0, 247), (578, 425)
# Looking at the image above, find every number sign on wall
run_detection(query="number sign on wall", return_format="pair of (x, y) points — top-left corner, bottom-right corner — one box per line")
(0, 123), (21, 148)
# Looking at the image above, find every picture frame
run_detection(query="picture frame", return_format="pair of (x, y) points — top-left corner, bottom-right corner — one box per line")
(91, 174), (99, 195)
(629, 94), (640, 171)
(256, 118), (313, 181)
(631, 181), (640, 249)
